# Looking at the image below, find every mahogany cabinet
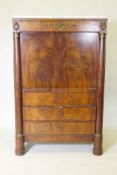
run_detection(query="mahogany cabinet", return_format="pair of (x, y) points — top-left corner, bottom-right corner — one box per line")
(13, 18), (107, 155)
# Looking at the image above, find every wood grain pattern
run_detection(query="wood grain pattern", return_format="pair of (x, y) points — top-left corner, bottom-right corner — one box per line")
(23, 107), (96, 121)
(23, 121), (95, 135)
(13, 18), (107, 155)
(23, 92), (96, 106)
(12, 18), (107, 32)
(21, 32), (98, 89)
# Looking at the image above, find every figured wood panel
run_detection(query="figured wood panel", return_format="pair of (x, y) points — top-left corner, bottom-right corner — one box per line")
(63, 107), (96, 121)
(23, 92), (96, 106)
(20, 32), (98, 89)
(24, 121), (95, 135)
(23, 107), (96, 121)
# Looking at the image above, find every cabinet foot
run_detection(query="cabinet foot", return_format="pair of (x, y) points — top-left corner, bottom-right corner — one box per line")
(15, 134), (25, 156)
(93, 134), (103, 156)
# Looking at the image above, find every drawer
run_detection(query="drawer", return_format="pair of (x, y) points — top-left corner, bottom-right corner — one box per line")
(23, 92), (96, 106)
(23, 121), (95, 135)
(23, 107), (96, 121)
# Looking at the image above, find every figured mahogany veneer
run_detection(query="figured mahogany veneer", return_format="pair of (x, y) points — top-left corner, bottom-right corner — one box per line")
(13, 18), (107, 156)
(23, 92), (96, 106)
(23, 107), (96, 121)
(24, 122), (95, 135)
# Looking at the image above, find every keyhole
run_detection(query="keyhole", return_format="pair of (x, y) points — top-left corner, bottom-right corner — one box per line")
(59, 106), (64, 116)
(58, 37), (61, 42)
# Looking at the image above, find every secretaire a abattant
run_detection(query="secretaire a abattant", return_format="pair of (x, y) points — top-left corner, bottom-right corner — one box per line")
(13, 18), (107, 155)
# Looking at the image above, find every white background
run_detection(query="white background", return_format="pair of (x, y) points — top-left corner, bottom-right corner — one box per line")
(0, 0), (117, 174)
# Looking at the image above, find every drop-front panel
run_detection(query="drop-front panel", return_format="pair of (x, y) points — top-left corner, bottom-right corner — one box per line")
(13, 18), (107, 155)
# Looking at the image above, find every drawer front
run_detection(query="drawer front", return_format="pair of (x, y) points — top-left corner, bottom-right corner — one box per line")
(23, 107), (96, 121)
(23, 92), (96, 106)
(23, 121), (95, 135)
